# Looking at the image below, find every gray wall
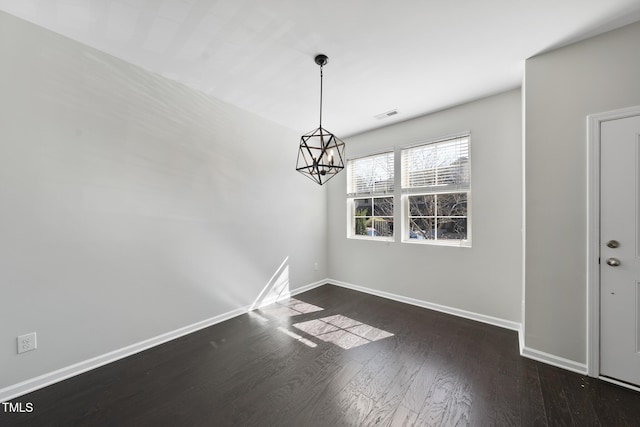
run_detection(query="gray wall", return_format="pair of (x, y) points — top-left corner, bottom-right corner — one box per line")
(327, 89), (523, 323)
(0, 12), (327, 389)
(524, 21), (640, 363)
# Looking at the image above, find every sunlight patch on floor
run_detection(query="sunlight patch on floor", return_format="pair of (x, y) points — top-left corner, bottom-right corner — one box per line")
(260, 297), (324, 318)
(293, 314), (394, 349)
(277, 326), (318, 348)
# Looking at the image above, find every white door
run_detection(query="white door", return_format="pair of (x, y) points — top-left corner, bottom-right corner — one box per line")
(600, 114), (640, 386)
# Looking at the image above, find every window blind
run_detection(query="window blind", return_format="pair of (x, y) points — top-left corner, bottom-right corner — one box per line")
(401, 135), (470, 193)
(347, 152), (394, 197)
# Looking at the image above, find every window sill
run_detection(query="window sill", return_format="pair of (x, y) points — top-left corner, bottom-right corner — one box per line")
(348, 235), (395, 243)
(402, 239), (471, 248)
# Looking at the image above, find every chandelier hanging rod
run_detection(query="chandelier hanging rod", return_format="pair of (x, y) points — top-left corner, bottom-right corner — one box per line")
(316, 54), (328, 129)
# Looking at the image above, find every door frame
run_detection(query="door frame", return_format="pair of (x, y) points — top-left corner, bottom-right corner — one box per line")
(587, 105), (640, 384)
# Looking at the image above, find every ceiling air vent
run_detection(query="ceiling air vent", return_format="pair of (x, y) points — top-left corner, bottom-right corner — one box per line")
(374, 109), (399, 120)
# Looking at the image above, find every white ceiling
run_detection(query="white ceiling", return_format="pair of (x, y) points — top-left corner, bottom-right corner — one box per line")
(1, 0), (640, 136)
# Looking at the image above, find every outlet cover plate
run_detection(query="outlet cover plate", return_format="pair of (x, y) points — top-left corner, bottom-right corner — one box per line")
(17, 332), (37, 354)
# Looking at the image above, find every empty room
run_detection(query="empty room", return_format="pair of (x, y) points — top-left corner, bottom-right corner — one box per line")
(2, 1), (640, 426)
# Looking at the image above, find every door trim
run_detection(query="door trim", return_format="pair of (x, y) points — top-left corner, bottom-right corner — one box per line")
(587, 105), (640, 379)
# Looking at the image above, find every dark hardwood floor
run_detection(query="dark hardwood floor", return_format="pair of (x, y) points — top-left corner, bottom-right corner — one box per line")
(2, 284), (640, 426)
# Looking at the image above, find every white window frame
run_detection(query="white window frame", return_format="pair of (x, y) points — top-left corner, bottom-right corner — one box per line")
(346, 151), (395, 241)
(401, 133), (471, 247)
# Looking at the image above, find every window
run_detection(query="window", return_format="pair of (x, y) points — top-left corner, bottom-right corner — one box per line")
(347, 152), (394, 239)
(402, 134), (470, 246)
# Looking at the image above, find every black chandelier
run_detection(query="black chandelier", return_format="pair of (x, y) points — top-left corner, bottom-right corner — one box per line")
(296, 54), (345, 185)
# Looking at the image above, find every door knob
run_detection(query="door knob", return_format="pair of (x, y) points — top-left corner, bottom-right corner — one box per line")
(606, 240), (620, 248)
(606, 258), (621, 267)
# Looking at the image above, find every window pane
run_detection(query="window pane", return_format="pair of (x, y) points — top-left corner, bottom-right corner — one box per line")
(354, 217), (394, 237)
(373, 197), (394, 216)
(406, 144), (437, 188)
(371, 218), (394, 237)
(408, 195), (435, 216)
(437, 193), (467, 216)
(408, 217), (435, 240)
(438, 217), (467, 240)
(402, 136), (469, 191)
(355, 217), (371, 236)
(348, 152), (394, 195)
(352, 197), (394, 238)
(354, 198), (372, 216)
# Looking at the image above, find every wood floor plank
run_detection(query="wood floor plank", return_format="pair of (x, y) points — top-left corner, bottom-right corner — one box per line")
(518, 358), (547, 427)
(340, 337), (401, 400)
(415, 362), (466, 426)
(494, 368), (520, 426)
(560, 376), (601, 427)
(229, 344), (346, 425)
(389, 404), (419, 427)
(537, 364), (576, 426)
(397, 358), (438, 413)
(360, 357), (424, 426)
(288, 359), (366, 427)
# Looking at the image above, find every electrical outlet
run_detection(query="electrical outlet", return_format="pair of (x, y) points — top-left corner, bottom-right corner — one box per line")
(17, 332), (37, 354)
(314, 262), (319, 271)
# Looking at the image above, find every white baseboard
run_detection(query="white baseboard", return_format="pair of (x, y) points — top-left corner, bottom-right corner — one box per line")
(259, 279), (327, 308)
(520, 346), (587, 374)
(289, 279), (327, 295)
(0, 279), (326, 403)
(598, 376), (640, 393)
(326, 279), (522, 332)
